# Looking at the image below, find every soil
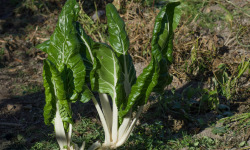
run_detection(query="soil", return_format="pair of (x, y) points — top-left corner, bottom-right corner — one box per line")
(0, 0), (249, 149)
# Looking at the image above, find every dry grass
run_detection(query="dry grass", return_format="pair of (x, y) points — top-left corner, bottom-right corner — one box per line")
(121, 2), (159, 64)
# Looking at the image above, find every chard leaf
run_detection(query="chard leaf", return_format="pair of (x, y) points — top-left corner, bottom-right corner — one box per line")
(172, 3), (182, 32)
(118, 54), (136, 96)
(106, 3), (136, 97)
(151, 2), (181, 62)
(90, 43), (124, 105)
(45, 0), (86, 101)
(151, 2), (181, 93)
(106, 3), (129, 55)
(119, 58), (159, 120)
(80, 86), (93, 103)
(43, 60), (56, 125)
(36, 40), (50, 53)
(43, 60), (73, 126)
(76, 22), (94, 80)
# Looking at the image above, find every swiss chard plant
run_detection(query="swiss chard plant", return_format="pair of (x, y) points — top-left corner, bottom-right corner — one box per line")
(36, 0), (181, 149)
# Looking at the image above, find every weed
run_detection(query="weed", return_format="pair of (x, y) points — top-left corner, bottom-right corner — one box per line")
(212, 59), (250, 102)
(31, 141), (58, 150)
(167, 133), (221, 149)
(72, 117), (104, 148)
(21, 84), (42, 95)
(78, 1), (107, 43)
(0, 48), (5, 67)
(219, 112), (250, 132)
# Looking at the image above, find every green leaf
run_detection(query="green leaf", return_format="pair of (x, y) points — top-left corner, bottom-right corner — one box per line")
(106, 3), (137, 97)
(236, 59), (249, 79)
(119, 58), (159, 119)
(239, 141), (246, 147)
(90, 43), (125, 106)
(76, 22), (95, 80)
(151, 2), (181, 62)
(45, 0), (86, 101)
(106, 3), (129, 55)
(172, 3), (182, 32)
(36, 40), (50, 53)
(151, 2), (181, 93)
(43, 60), (56, 125)
(46, 60), (67, 101)
(43, 60), (73, 125)
(153, 59), (173, 93)
(47, 0), (80, 64)
(80, 85), (93, 103)
(117, 54), (137, 96)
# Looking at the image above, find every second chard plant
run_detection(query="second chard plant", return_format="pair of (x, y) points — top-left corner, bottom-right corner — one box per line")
(37, 0), (181, 149)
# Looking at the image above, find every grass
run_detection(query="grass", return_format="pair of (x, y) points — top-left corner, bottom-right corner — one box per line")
(72, 117), (104, 148)
(21, 84), (42, 95)
(30, 117), (104, 150)
(178, 0), (233, 31)
(219, 112), (250, 132)
(10, 84), (43, 97)
(78, 1), (107, 43)
(0, 48), (5, 68)
(29, 117), (228, 150)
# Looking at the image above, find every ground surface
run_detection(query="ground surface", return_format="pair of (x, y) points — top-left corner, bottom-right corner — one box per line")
(0, 0), (249, 149)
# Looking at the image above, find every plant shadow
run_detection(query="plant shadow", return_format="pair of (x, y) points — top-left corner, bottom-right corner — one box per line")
(0, 90), (98, 150)
(119, 79), (244, 149)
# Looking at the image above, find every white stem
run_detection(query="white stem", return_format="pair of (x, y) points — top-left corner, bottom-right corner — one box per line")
(99, 93), (113, 134)
(80, 141), (85, 150)
(92, 96), (111, 144)
(87, 141), (101, 150)
(55, 103), (67, 150)
(118, 109), (132, 140)
(67, 123), (73, 148)
(116, 106), (144, 147)
(111, 99), (118, 144)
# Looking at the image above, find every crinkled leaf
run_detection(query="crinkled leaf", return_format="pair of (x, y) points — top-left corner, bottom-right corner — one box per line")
(76, 22), (94, 81)
(44, 0), (86, 101)
(43, 60), (56, 125)
(36, 40), (50, 53)
(106, 3), (129, 55)
(75, 22), (96, 103)
(90, 43), (125, 106)
(106, 3), (136, 97)
(43, 60), (73, 126)
(46, 60), (67, 101)
(117, 54), (136, 96)
(119, 58), (159, 120)
(80, 85), (93, 103)
(153, 59), (173, 93)
(151, 2), (181, 93)
(172, 3), (182, 32)
(151, 1), (181, 62)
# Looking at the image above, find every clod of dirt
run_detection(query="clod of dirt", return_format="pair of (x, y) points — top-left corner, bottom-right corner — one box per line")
(134, 62), (147, 77)
(194, 127), (223, 140)
(7, 104), (22, 112)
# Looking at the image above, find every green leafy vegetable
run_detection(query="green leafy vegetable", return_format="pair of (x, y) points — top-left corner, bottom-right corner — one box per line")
(151, 1), (181, 93)
(37, 0), (181, 149)
(37, 0), (88, 149)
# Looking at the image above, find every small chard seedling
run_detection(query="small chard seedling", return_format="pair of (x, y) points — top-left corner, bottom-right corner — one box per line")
(36, 0), (181, 149)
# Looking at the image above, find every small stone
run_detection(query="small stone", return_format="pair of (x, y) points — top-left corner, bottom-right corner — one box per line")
(7, 104), (15, 111)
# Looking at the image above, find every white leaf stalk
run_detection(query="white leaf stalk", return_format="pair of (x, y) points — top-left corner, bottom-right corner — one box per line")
(90, 94), (144, 150)
(54, 103), (85, 150)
